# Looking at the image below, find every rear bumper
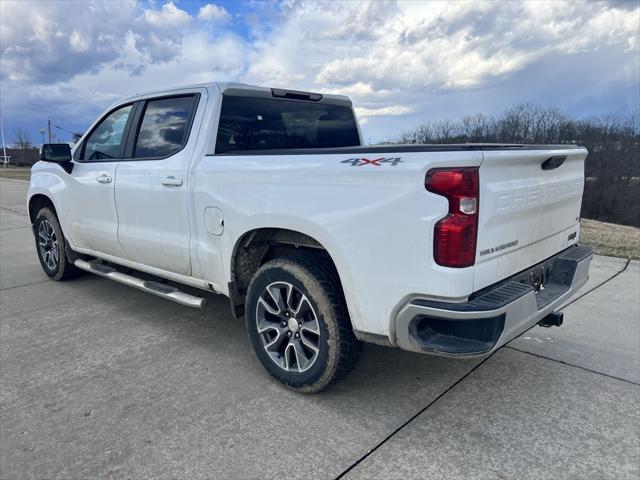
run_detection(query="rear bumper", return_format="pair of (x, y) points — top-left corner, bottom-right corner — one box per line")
(394, 244), (593, 356)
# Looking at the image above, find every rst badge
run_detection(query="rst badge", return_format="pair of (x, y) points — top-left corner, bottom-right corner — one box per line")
(341, 157), (403, 166)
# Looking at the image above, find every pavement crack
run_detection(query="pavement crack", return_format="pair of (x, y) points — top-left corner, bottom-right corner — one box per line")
(334, 353), (496, 479)
(501, 258), (637, 387)
(0, 206), (27, 217)
(1, 225), (30, 232)
(505, 346), (639, 386)
(0, 279), (50, 291)
(558, 258), (631, 312)
(508, 257), (631, 348)
(335, 258), (635, 479)
(0, 178), (28, 183)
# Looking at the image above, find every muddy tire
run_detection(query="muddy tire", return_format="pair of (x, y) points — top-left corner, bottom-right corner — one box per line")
(245, 255), (362, 393)
(34, 207), (80, 281)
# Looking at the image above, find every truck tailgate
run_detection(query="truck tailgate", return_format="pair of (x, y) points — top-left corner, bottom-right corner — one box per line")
(474, 147), (587, 291)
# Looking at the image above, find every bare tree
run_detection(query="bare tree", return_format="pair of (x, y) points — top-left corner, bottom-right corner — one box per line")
(460, 114), (491, 142)
(399, 124), (434, 144)
(432, 120), (457, 142)
(13, 128), (33, 150)
(396, 104), (640, 227)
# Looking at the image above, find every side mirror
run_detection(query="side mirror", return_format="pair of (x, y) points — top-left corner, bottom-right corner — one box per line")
(40, 143), (72, 163)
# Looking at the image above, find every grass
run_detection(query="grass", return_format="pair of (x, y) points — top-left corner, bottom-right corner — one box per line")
(0, 167), (31, 181)
(0, 166), (637, 259)
(580, 218), (640, 260)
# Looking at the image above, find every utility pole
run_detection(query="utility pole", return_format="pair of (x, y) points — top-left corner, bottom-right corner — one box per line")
(0, 108), (7, 168)
(48, 116), (52, 143)
(39, 128), (45, 146)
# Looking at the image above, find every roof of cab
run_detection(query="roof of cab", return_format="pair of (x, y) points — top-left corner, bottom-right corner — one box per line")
(126, 82), (352, 105)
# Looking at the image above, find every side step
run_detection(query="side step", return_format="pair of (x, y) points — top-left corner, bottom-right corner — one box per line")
(74, 259), (207, 309)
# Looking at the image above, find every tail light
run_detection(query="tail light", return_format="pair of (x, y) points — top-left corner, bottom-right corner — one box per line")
(425, 167), (479, 268)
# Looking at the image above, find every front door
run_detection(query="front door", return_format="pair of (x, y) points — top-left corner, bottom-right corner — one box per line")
(66, 103), (134, 257)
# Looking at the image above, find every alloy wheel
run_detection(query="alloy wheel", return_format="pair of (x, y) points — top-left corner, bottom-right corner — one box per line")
(255, 281), (321, 373)
(38, 219), (59, 271)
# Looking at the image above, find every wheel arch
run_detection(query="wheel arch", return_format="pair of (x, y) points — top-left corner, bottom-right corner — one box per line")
(28, 193), (58, 225)
(228, 227), (351, 322)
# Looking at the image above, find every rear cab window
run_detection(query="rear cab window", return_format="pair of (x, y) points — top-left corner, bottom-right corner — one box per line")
(133, 95), (198, 159)
(215, 93), (360, 153)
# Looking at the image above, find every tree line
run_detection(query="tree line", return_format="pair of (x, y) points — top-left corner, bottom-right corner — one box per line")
(397, 104), (639, 227)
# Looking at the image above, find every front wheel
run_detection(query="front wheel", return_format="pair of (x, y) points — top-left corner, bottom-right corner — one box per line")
(245, 255), (362, 393)
(34, 207), (79, 280)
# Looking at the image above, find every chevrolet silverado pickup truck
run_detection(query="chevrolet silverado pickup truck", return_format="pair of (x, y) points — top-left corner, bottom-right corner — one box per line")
(28, 83), (592, 392)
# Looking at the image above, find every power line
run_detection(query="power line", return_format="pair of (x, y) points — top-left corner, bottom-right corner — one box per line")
(51, 121), (82, 139)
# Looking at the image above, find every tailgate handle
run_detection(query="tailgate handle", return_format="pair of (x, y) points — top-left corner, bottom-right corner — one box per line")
(541, 156), (567, 170)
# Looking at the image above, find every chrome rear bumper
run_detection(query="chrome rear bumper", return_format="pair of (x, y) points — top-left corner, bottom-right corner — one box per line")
(394, 245), (593, 356)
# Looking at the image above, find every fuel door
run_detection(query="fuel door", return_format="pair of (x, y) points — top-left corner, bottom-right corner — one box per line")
(204, 207), (224, 236)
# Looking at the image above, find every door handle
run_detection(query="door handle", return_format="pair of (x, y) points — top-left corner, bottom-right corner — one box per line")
(161, 176), (183, 187)
(97, 174), (112, 184)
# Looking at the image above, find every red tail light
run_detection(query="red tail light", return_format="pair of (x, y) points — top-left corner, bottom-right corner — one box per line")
(425, 167), (479, 268)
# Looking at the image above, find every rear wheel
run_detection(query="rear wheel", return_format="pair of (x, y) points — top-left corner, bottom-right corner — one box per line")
(245, 255), (362, 393)
(34, 208), (79, 280)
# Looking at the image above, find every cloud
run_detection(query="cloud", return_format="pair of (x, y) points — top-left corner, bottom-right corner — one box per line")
(0, 0), (138, 82)
(197, 3), (231, 23)
(248, 0), (639, 96)
(142, 1), (191, 28)
(0, 0), (637, 144)
(241, 0), (638, 140)
(69, 31), (91, 53)
(0, 0), (246, 139)
(355, 105), (412, 118)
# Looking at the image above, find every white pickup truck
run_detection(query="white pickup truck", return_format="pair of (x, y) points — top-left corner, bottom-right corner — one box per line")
(28, 83), (592, 392)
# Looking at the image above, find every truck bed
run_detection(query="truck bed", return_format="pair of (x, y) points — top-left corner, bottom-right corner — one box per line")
(210, 143), (582, 156)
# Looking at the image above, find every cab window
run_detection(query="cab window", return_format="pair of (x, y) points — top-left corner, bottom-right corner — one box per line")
(82, 104), (132, 161)
(133, 95), (197, 158)
(215, 95), (360, 153)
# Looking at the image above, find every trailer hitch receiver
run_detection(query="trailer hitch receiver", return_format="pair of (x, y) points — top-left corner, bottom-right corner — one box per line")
(538, 311), (564, 328)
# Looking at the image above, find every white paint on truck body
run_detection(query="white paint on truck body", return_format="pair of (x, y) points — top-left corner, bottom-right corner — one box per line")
(27, 82), (588, 346)
(474, 148), (586, 291)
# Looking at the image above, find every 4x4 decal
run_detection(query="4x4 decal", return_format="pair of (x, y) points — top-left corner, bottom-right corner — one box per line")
(341, 157), (403, 167)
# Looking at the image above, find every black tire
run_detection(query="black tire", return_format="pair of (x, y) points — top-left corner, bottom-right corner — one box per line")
(245, 255), (362, 393)
(34, 207), (80, 281)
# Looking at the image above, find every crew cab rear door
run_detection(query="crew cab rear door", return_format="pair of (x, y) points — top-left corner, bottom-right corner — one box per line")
(114, 89), (206, 276)
(473, 146), (587, 291)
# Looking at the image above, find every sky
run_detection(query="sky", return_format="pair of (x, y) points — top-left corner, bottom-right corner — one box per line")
(1, 0), (638, 146)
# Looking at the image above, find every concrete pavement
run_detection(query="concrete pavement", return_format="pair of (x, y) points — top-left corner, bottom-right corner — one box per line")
(1, 178), (638, 479)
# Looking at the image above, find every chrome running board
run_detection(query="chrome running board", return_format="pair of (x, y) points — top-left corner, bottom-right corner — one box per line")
(74, 259), (206, 309)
